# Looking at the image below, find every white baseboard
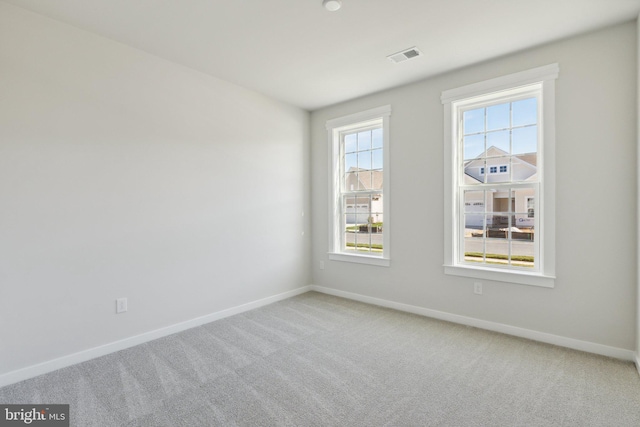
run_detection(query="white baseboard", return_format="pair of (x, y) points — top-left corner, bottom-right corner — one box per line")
(3, 284), (635, 388)
(0, 285), (312, 388)
(310, 285), (636, 362)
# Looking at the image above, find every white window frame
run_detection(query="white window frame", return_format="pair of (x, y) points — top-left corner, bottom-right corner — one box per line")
(442, 65), (558, 287)
(326, 105), (391, 267)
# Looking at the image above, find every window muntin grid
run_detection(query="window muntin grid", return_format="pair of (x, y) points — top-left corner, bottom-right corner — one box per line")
(339, 126), (384, 256)
(458, 87), (541, 271)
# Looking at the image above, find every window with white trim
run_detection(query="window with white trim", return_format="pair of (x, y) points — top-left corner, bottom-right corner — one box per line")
(326, 105), (391, 267)
(442, 65), (558, 287)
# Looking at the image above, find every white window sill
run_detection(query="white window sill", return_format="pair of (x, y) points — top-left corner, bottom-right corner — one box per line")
(329, 252), (390, 267)
(444, 264), (555, 288)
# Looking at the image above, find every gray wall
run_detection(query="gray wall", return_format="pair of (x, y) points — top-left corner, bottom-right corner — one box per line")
(311, 21), (637, 351)
(0, 3), (310, 376)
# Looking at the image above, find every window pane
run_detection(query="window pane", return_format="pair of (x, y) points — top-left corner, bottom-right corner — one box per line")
(354, 198), (368, 224)
(487, 103), (510, 131)
(464, 134), (485, 160)
(345, 152), (357, 171)
(465, 212), (484, 230)
(372, 128), (383, 149)
(357, 171), (372, 190)
(358, 130), (372, 151)
(513, 154), (537, 182)
(514, 213), (534, 232)
(487, 212), (509, 229)
(358, 151), (372, 169)
(463, 159), (485, 183)
(486, 130), (510, 154)
(463, 108), (485, 135)
(344, 230), (357, 253)
(464, 214), (485, 263)
(371, 170), (383, 189)
(345, 133), (357, 153)
(513, 126), (537, 154)
(372, 148), (383, 169)
(485, 232), (509, 266)
(357, 229), (372, 253)
(464, 190), (485, 213)
(485, 159), (511, 183)
(344, 197), (356, 223)
(511, 240), (534, 268)
(372, 221), (383, 240)
(345, 172), (358, 191)
(512, 98), (537, 127)
(487, 242), (510, 266)
(371, 193), (383, 223)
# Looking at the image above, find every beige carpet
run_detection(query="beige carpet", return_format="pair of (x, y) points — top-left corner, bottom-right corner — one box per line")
(1, 291), (639, 426)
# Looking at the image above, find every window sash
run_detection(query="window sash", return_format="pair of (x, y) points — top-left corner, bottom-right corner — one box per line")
(454, 84), (542, 273)
(326, 105), (391, 265)
(338, 125), (385, 257)
(457, 183), (539, 272)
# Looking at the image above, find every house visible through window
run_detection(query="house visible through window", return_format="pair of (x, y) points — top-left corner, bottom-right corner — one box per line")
(461, 93), (538, 269)
(326, 105), (391, 267)
(442, 64), (557, 287)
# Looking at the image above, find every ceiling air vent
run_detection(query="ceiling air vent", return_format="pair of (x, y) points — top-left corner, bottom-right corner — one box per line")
(387, 47), (422, 64)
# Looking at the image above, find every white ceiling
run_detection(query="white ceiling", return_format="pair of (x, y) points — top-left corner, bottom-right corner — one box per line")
(4, 0), (640, 110)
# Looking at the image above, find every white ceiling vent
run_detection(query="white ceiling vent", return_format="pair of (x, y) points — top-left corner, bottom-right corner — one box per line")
(387, 47), (422, 64)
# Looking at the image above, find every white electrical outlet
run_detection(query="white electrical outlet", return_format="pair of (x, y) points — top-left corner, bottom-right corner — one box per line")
(116, 297), (128, 313)
(473, 282), (483, 295)
(319, 261), (325, 270)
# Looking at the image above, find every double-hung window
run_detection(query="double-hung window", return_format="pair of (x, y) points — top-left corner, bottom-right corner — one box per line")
(326, 105), (391, 266)
(442, 65), (558, 287)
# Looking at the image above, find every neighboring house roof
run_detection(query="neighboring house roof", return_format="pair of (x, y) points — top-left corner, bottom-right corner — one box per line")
(516, 152), (537, 167)
(347, 167), (383, 190)
(463, 146), (537, 182)
(464, 146), (537, 167)
(464, 173), (482, 184)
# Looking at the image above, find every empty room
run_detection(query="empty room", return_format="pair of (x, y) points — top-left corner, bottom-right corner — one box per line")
(1, 0), (640, 425)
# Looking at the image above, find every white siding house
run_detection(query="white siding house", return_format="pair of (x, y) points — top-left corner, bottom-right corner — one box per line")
(344, 167), (383, 225)
(463, 147), (536, 229)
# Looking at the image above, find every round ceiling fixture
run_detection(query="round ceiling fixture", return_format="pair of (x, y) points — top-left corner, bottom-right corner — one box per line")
(323, 0), (342, 12)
